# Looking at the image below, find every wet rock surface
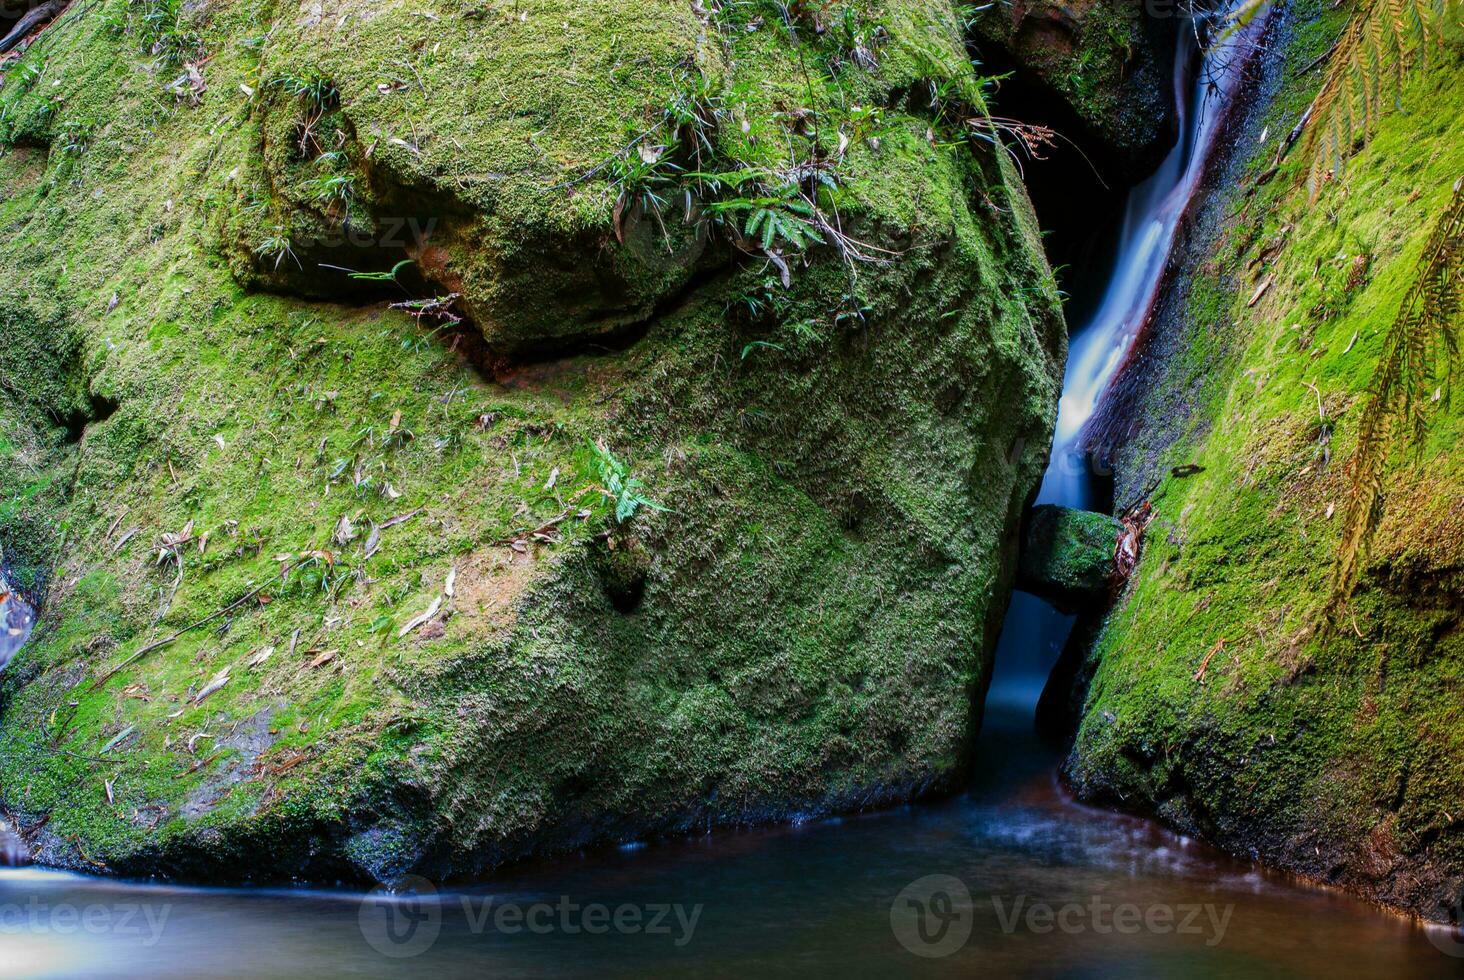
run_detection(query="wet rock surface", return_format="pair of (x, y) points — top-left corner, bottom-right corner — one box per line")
(1017, 504), (1120, 612)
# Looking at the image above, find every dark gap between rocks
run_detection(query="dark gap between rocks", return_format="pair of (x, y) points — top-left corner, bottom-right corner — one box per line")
(973, 47), (1137, 325)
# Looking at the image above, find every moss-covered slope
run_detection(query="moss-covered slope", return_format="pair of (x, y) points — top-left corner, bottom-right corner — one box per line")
(0, 0), (1062, 881)
(1067, 2), (1464, 922)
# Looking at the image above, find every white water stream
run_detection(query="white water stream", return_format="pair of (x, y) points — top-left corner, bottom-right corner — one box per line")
(1041, 16), (1261, 511)
(991, 9), (1267, 705)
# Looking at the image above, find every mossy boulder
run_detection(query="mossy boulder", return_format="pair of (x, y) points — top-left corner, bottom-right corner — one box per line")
(0, 0), (1062, 882)
(968, 0), (1179, 178)
(1017, 504), (1119, 611)
(1064, 1), (1464, 923)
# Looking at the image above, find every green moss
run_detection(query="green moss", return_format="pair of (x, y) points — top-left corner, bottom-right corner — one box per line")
(0, 0), (1061, 880)
(1067, 4), (1464, 921)
(1017, 504), (1120, 611)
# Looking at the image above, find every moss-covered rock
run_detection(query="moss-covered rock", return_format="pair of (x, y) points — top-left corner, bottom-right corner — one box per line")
(967, 0), (1179, 178)
(1064, 1), (1464, 923)
(1016, 504), (1119, 611)
(0, 0), (1062, 882)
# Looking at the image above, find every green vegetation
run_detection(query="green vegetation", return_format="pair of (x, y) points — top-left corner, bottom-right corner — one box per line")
(0, 0), (1061, 881)
(1332, 180), (1463, 606)
(1066, 0), (1464, 921)
(1298, 0), (1457, 198)
(590, 440), (666, 525)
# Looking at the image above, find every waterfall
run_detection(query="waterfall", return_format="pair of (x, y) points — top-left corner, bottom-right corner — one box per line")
(990, 8), (1268, 706)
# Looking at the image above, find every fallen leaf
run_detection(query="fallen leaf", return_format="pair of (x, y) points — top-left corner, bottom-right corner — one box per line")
(159, 520), (196, 550)
(363, 522), (382, 559)
(193, 668), (230, 704)
(101, 725), (137, 754)
(1194, 639), (1224, 683)
(398, 595), (443, 638)
(380, 508), (421, 529)
(1247, 276), (1273, 307)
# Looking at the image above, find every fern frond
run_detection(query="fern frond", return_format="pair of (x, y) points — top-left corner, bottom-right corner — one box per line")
(1331, 178), (1464, 607)
(1301, 0), (1457, 200)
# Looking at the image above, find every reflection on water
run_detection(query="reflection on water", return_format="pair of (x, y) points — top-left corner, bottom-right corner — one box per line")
(0, 696), (1456, 979)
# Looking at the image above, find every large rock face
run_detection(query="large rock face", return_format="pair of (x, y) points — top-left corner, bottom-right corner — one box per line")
(0, 0), (1062, 881)
(1063, 1), (1464, 922)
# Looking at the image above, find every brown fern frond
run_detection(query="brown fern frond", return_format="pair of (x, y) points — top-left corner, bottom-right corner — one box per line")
(1301, 0), (1457, 200)
(1331, 178), (1464, 608)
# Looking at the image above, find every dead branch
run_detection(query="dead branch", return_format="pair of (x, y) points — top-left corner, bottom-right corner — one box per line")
(0, 0), (64, 55)
(87, 573), (282, 692)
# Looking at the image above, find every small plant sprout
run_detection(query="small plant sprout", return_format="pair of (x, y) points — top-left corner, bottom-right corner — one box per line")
(310, 171), (356, 206)
(706, 187), (825, 286)
(255, 228), (300, 270)
(319, 259), (414, 284)
(590, 439), (667, 524)
(741, 339), (786, 360)
(274, 69), (339, 111)
(58, 119), (95, 155)
(273, 69), (340, 157)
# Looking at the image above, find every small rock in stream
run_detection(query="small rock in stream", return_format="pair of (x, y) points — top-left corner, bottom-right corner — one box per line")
(1016, 504), (1124, 613)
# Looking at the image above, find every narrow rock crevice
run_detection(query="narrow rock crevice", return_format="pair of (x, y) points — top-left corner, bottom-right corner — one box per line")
(61, 390), (118, 444)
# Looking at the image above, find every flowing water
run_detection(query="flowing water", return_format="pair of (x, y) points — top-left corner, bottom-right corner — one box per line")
(0, 15), (1460, 980)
